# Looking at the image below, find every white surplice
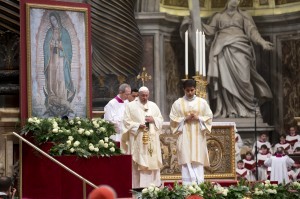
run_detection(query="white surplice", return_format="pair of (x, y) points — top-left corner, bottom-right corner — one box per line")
(264, 155), (295, 184)
(122, 98), (163, 188)
(104, 95), (128, 141)
(252, 140), (272, 155)
(169, 95), (213, 185)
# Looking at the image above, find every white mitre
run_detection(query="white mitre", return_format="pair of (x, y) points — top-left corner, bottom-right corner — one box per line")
(139, 86), (149, 92)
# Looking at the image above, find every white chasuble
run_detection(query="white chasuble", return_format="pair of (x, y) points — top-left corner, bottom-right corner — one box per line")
(170, 96), (213, 166)
(122, 98), (163, 188)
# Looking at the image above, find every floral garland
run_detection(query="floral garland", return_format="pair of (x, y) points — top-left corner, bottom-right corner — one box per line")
(139, 180), (300, 199)
(21, 117), (122, 158)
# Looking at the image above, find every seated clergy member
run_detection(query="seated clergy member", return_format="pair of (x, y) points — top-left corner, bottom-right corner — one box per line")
(122, 86), (163, 188)
(264, 147), (295, 184)
(104, 83), (131, 142)
(169, 79), (213, 185)
(286, 126), (300, 149)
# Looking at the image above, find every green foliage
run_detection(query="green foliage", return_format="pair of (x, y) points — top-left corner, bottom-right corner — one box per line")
(21, 117), (122, 158)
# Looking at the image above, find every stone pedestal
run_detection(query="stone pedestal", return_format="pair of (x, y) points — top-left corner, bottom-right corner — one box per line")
(0, 108), (20, 177)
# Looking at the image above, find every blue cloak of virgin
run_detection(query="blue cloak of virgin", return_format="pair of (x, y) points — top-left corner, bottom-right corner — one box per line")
(43, 12), (75, 104)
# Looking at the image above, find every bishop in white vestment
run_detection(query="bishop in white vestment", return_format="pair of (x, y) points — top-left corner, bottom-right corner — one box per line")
(169, 80), (213, 185)
(104, 84), (131, 141)
(122, 87), (163, 188)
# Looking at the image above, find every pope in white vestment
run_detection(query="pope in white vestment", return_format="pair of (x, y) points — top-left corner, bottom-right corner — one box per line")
(169, 80), (213, 185)
(104, 84), (131, 142)
(122, 86), (163, 188)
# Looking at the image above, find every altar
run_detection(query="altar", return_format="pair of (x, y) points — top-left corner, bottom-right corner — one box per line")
(160, 121), (236, 181)
(21, 143), (132, 199)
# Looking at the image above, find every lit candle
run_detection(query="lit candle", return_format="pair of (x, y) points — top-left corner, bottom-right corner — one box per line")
(195, 29), (199, 74)
(185, 30), (188, 77)
(199, 31), (202, 76)
(202, 32), (206, 77)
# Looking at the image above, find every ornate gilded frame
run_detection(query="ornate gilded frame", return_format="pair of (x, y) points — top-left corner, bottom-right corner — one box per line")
(20, 0), (92, 120)
(160, 122), (236, 180)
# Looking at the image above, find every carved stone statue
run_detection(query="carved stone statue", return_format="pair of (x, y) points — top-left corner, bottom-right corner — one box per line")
(181, 0), (274, 118)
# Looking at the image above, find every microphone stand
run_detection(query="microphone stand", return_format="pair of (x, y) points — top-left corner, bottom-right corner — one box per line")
(254, 98), (259, 180)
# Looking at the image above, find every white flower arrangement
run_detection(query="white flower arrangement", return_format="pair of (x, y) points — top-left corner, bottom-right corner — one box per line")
(21, 117), (122, 158)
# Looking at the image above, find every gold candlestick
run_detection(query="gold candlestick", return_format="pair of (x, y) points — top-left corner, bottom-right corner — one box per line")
(193, 75), (208, 98)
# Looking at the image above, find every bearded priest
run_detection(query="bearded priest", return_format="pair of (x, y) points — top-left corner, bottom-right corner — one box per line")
(169, 79), (213, 185)
(122, 86), (163, 188)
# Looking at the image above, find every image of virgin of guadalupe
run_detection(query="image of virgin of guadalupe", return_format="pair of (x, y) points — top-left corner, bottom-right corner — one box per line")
(43, 12), (76, 117)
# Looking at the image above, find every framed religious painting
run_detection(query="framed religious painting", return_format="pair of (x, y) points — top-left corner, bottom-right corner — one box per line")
(160, 122), (236, 181)
(20, 0), (92, 121)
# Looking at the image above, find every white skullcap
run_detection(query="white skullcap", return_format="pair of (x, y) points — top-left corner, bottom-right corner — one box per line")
(139, 86), (149, 92)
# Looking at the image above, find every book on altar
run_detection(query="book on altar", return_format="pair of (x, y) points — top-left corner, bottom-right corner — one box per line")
(236, 168), (247, 177)
(243, 160), (256, 170)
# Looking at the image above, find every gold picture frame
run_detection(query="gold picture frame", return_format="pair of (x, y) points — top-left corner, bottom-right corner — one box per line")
(20, 0), (92, 120)
(160, 123), (236, 180)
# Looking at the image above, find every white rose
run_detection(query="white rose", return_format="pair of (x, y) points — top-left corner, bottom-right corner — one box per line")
(109, 147), (115, 152)
(68, 136), (74, 141)
(94, 147), (99, 152)
(66, 140), (72, 146)
(53, 122), (58, 128)
(109, 142), (114, 146)
(73, 141), (80, 147)
(99, 140), (104, 145)
(99, 127), (106, 132)
(265, 180), (270, 184)
(36, 120), (41, 124)
(75, 117), (80, 120)
(28, 118), (34, 123)
(154, 187), (159, 192)
(104, 137), (109, 142)
(89, 145), (94, 151)
(142, 188), (148, 194)
(104, 143), (108, 148)
(69, 120), (74, 125)
(52, 128), (58, 133)
(95, 124), (100, 128)
(85, 130), (91, 136)
(148, 186), (154, 192)
(70, 148), (75, 153)
(89, 129), (94, 133)
(77, 121), (81, 125)
(78, 128), (84, 134)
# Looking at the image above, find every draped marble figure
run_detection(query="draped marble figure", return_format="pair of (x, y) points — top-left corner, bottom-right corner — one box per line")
(181, 0), (273, 118)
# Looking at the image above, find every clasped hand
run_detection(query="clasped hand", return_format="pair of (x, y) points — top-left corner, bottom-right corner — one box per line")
(185, 113), (199, 122)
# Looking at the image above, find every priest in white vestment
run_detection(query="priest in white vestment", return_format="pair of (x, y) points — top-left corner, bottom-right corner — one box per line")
(122, 86), (163, 188)
(169, 80), (213, 185)
(104, 83), (131, 142)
